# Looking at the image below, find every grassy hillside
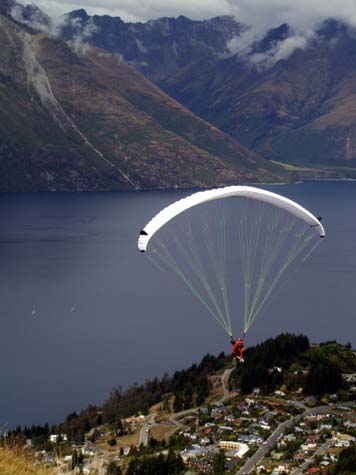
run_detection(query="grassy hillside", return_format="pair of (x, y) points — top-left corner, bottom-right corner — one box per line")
(0, 446), (51, 475)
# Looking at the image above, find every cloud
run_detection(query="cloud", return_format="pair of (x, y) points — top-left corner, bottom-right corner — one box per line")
(226, 0), (356, 67)
(249, 34), (311, 69)
(11, 3), (99, 56)
(12, 0), (356, 27)
(65, 15), (99, 55)
(13, 0), (356, 66)
(14, 0), (235, 22)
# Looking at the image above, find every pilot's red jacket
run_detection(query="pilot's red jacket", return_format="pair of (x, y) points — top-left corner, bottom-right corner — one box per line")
(232, 339), (246, 359)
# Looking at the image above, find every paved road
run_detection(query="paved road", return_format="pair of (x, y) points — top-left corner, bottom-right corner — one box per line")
(236, 417), (295, 475)
(291, 440), (332, 475)
(138, 414), (156, 446)
(168, 366), (235, 436)
(219, 367), (235, 404)
(139, 423), (151, 446)
(169, 408), (199, 435)
(236, 405), (331, 475)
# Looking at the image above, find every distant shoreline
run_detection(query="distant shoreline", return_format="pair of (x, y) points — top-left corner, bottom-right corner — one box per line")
(1, 176), (356, 194)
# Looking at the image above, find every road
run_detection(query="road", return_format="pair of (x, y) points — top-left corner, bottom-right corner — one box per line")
(291, 440), (333, 475)
(236, 405), (332, 475)
(138, 414), (156, 446)
(236, 417), (295, 475)
(139, 423), (151, 446)
(168, 366), (235, 437)
(169, 407), (199, 436)
(219, 367), (235, 403)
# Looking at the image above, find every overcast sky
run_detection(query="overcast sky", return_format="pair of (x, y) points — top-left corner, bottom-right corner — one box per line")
(15, 0), (356, 65)
(16, 0), (356, 27)
(16, 0), (235, 22)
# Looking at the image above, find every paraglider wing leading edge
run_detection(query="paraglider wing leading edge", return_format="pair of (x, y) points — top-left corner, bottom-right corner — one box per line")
(137, 186), (325, 252)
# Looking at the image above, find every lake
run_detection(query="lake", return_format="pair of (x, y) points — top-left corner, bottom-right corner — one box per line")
(0, 181), (355, 428)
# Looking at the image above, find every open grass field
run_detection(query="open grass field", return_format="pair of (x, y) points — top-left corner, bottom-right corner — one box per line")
(150, 423), (175, 442)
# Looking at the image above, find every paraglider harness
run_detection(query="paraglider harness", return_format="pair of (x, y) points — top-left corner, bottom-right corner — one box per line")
(230, 336), (246, 363)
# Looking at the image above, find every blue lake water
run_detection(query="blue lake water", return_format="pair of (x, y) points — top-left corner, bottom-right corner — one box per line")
(0, 181), (355, 428)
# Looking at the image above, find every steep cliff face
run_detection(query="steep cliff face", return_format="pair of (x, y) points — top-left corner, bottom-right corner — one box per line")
(59, 12), (242, 83)
(161, 21), (356, 168)
(0, 13), (284, 191)
(59, 10), (356, 169)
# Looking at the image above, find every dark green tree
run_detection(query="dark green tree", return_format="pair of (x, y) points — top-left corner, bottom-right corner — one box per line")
(335, 445), (356, 473)
(173, 393), (183, 413)
(71, 450), (78, 470)
(183, 385), (193, 410)
(213, 449), (225, 475)
(106, 461), (122, 475)
(304, 360), (342, 395)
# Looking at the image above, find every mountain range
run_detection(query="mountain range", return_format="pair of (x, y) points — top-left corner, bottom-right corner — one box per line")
(5, 0), (356, 191)
(54, 9), (356, 173)
(0, 1), (285, 191)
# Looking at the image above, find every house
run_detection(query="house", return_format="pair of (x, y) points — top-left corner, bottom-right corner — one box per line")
(50, 434), (67, 443)
(180, 445), (206, 462)
(301, 442), (317, 451)
(332, 432), (356, 446)
(344, 420), (356, 429)
(276, 464), (290, 473)
(245, 398), (255, 406)
(224, 414), (236, 423)
(219, 441), (249, 458)
(205, 422), (216, 427)
(320, 424), (332, 430)
(82, 446), (99, 456)
(305, 468), (319, 474)
(218, 425), (233, 432)
(259, 423), (271, 431)
(200, 437), (211, 446)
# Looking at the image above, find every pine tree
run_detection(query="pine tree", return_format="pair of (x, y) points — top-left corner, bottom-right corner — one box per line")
(213, 449), (225, 475)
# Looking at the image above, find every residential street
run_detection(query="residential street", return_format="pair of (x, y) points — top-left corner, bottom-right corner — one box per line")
(236, 417), (295, 474)
(291, 440), (333, 475)
(236, 405), (332, 474)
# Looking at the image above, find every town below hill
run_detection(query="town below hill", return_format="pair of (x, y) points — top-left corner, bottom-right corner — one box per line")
(3, 334), (356, 475)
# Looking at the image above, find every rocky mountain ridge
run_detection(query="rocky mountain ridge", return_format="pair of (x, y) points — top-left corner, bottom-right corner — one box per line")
(54, 8), (356, 171)
(0, 8), (283, 191)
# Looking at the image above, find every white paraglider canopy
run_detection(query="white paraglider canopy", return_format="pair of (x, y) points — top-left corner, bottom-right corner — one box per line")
(138, 186), (325, 336)
(138, 186), (325, 252)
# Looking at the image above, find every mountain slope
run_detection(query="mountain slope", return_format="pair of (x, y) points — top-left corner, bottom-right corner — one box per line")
(0, 11), (283, 191)
(59, 11), (241, 83)
(153, 21), (356, 169)
(58, 10), (356, 170)
(162, 21), (356, 168)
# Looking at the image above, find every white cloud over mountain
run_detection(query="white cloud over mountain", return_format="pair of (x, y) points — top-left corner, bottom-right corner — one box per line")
(14, 0), (356, 67)
(14, 0), (356, 27)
